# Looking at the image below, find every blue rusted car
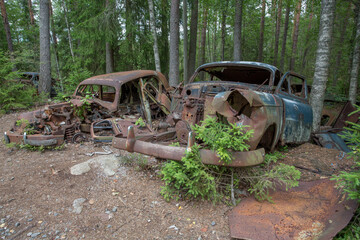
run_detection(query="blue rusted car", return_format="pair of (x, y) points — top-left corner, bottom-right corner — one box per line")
(112, 61), (313, 166)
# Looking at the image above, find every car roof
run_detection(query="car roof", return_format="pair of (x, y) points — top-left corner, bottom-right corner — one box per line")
(79, 70), (170, 89)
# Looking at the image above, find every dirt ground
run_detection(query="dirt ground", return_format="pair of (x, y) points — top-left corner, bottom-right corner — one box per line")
(0, 112), (354, 240)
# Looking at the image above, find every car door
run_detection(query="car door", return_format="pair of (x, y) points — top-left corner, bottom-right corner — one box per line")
(276, 72), (313, 144)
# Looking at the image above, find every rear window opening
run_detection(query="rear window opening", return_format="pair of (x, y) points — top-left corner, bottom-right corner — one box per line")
(193, 66), (272, 85)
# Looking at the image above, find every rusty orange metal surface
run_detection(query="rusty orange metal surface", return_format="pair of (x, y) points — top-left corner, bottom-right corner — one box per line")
(228, 179), (358, 240)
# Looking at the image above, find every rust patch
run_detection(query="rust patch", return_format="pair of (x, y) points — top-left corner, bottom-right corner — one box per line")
(228, 179), (358, 240)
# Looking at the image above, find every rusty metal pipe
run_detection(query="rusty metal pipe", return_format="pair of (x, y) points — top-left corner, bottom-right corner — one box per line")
(112, 126), (265, 167)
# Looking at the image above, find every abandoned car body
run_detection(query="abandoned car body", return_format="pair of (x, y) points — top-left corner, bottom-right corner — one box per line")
(4, 70), (171, 146)
(112, 61), (313, 166)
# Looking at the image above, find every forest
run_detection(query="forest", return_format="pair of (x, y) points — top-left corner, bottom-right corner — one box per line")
(0, 0), (358, 104)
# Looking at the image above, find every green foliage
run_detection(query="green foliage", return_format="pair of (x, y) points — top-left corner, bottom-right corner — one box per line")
(0, 51), (43, 113)
(15, 119), (36, 135)
(62, 64), (92, 96)
(192, 117), (254, 164)
(135, 117), (146, 127)
(160, 145), (219, 202)
(72, 94), (91, 121)
(247, 163), (301, 202)
(332, 106), (360, 240)
(332, 105), (360, 202)
(6, 142), (65, 152)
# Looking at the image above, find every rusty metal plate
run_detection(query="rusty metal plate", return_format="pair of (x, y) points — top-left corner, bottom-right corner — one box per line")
(229, 179), (358, 240)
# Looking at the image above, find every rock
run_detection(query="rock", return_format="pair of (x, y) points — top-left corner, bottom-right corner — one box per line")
(70, 155), (120, 177)
(112, 207), (117, 212)
(70, 162), (91, 175)
(27, 232), (32, 237)
(31, 232), (41, 238)
(211, 221), (216, 226)
(55, 230), (60, 235)
(15, 222), (20, 227)
(10, 177), (14, 180)
(54, 213), (59, 216)
(107, 225), (112, 228)
(168, 225), (178, 231)
(73, 198), (86, 214)
(27, 218), (33, 222)
(42, 234), (47, 238)
(89, 199), (95, 205)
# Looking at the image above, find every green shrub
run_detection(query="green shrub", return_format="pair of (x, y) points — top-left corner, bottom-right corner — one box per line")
(192, 117), (254, 164)
(332, 105), (360, 239)
(160, 117), (300, 203)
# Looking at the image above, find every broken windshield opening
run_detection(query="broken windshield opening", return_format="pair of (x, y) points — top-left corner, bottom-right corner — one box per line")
(75, 84), (116, 103)
(192, 66), (272, 85)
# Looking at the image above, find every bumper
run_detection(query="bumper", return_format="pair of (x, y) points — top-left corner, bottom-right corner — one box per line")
(112, 126), (265, 167)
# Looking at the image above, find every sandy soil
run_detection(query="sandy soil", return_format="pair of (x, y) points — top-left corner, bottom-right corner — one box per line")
(0, 112), (354, 240)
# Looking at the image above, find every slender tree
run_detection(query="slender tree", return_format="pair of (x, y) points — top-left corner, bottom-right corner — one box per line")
(28, 0), (35, 26)
(258, 0), (266, 62)
(233, 0), (243, 61)
(310, 0), (336, 132)
(348, 2), (360, 104)
(290, 0), (302, 70)
(199, 7), (208, 81)
(221, 0), (228, 61)
(62, 1), (74, 62)
(183, 0), (188, 82)
(39, 0), (52, 95)
(169, 0), (180, 86)
(332, 2), (351, 86)
(148, 0), (161, 72)
(187, 0), (198, 81)
(0, 0), (15, 68)
(302, 0), (314, 70)
(49, 0), (62, 90)
(280, 2), (290, 70)
(273, 0), (282, 65)
(105, 0), (114, 73)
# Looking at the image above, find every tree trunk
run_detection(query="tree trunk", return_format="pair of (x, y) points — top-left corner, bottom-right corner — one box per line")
(160, 0), (169, 76)
(273, 0), (282, 66)
(148, 0), (161, 72)
(233, 0), (243, 61)
(105, 0), (113, 73)
(62, 1), (74, 62)
(221, 1), (228, 61)
(332, 2), (351, 86)
(290, 0), (302, 71)
(187, 0), (198, 81)
(280, 2), (290, 70)
(0, 0), (16, 69)
(49, 0), (62, 91)
(258, 0), (266, 62)
(212, 12), (217, 62)
(302, 0), (314, 70)
(310, 0), (335, 132)
(348, 3), (360, 104)
(28, 0), (35, 25)
(199, 7), (208, 81)
(39, 0), (52, 96)
(169, 0), (180, 87)
(183, 0), (188, 82)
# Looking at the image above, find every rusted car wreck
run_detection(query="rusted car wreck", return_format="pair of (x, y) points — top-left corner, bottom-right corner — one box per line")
(4, 70), (171, 146)
(112, 61), (313, 166)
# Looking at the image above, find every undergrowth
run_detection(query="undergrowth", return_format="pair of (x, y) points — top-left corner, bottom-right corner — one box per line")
(160, 117), (301, 204)
(333, 105), (360, 239)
